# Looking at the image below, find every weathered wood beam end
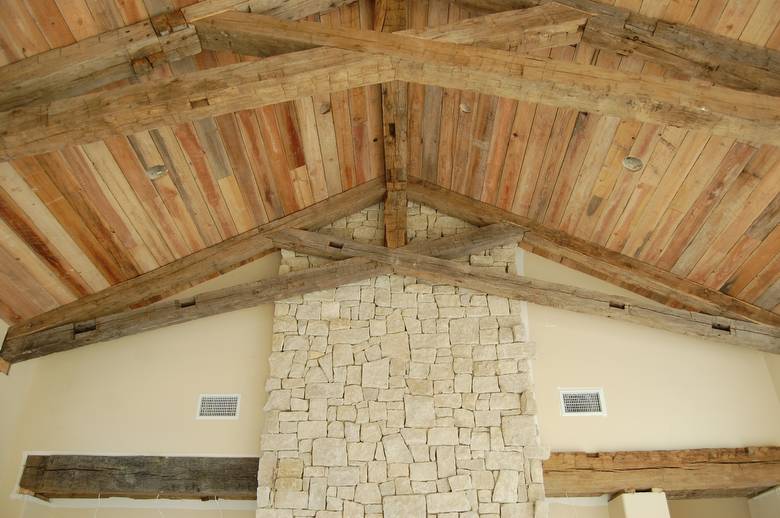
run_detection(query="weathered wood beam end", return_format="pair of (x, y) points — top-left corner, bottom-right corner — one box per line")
(384, 182), (408, 249)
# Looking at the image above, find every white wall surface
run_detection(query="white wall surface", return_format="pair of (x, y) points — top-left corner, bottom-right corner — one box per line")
(551, 497), (752, 518)
(2, 249), (779, 517)
(523, 252), (780, 452)
(0, 253), (280, 518)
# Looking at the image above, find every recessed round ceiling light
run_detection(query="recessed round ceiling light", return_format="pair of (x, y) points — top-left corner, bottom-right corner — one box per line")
(145, 165), (168, 180)
(622, 156), (644, 171)
(459, 103), (472, 113)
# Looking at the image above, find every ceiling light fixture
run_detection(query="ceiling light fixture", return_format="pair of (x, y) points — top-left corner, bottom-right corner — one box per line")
(145, 165), (168, 180)
(622, 156), (644, 171)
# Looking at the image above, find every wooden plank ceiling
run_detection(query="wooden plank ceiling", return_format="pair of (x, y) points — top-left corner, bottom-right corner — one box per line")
(0, 0), (778, 326)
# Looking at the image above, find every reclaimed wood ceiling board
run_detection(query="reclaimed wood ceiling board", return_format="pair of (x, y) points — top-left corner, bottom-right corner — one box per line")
(0, 0), (383, 322)
(405, 0), (780, 314)
(0, 0), (778, 324)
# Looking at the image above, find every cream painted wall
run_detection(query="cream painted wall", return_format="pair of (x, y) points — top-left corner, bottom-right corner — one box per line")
(2, 248), (779, 517)
(0, 253), (280, 518)
(668, 498), (751, 518)
(551, 497), (752, 518)
(523, 252), (780, 452)
(749, 487), (780, 518)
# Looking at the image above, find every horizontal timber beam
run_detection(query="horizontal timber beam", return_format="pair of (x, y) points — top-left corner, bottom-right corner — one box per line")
(270, 228), (780, 352)
(196, 2), (587, 57)
(0, 223), (522, 366)
(406, 178), (780, 327)
(452, 0), (780, 97)
(0, 0), (357, 112)
(0, 3), (586, 160)
(544, 447), (780, 499)
(0, 16), (201, 112)
(20, 448), (779, 501)
(198, 11), (780, 145)
(3, 179), (385, 344)
(19, 455), (259, 501)
(0, 47), (392, 161)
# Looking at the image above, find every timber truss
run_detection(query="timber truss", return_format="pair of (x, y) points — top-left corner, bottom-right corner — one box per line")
(1, 0), (780, 372)
(1, 176), (778, 372)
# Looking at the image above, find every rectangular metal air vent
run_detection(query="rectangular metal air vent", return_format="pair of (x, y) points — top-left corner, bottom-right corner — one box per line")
(197, 394), (240, 419)
(559, 388), (606, 416)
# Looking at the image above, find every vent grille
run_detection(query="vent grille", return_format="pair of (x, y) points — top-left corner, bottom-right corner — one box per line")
(560, 389), (606, 416)
(197, 394), (240, 419)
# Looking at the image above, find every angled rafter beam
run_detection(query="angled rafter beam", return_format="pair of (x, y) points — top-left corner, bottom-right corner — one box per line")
(0, 0), (358, 111)
(0, 257), (391, 365)
(270, 228), (780, 352)
(544, 447), (780, 499)
(0, 47), (393, 161)
(406, 178), (780, 327)
(3, 178), (385, 344)
(0, 4), (588, 161)
(0, 15), (201, 112)
(452, 0), (780, 97)
(0, 223), (524, 366)
(187, 11), (780, 146)
(195, 2), (588, 56)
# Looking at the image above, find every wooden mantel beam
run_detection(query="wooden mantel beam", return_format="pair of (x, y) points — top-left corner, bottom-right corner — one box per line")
(0, 223), (524, 366)
(18, 448), (780, 501)
(452, 0), (780, 97)
(19, 455), (259, 501)
(194, 11), (780, 145)
(544, 447), (780, 499)
(270, 228), (780, 352)
(3, 179), (385, 344)
(406, 178), (780, 327)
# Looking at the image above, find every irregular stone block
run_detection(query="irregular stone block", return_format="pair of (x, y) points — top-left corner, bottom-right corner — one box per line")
(363, 358), (390, 389)
(312, 437), (348, 466)
(493, 470), (519, 503)
(426, 491), (471, 513)
(449, 318), (480, 344)
(485, 451), (524, 470)
(404, 395), (435, 428)
(380, 333), (410, 359)
(383, 433), (414, 463)
(501, 503), (534, 518)
(383, 495), (426, 518)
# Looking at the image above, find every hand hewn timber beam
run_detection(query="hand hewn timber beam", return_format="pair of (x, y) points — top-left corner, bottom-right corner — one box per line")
(198, 11), (780, 145)
(0, 47), (394, 161)
(269, 228), (780, 352)
(3, 179), (385, 344)
(0, 3), (589, 160)
(544, 447), (780, 499)
(0, 14), (201, 112)
(19, 455), (259, 501)
(0, 223), (522, 366)
(378, 0), (409, 249)
(0, 1), (358, 112)
(195, 2), (588, 56)
(452, 0), (780, 97)
(18, 448), (780, 501)
(406, 178), (780, 327)
(1, 257), (391, 364)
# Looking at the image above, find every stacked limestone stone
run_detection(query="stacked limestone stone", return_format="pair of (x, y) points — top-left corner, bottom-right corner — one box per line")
(258, 203), (548, 518)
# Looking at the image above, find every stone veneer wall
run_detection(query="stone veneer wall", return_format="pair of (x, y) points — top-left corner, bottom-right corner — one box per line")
(258, 202), (548, 518)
